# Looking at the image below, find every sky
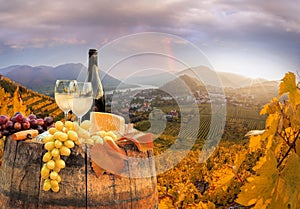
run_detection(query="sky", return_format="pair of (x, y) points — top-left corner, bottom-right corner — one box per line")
(0, 0), (300, 80)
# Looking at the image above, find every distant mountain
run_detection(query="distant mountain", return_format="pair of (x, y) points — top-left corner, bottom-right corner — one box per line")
(0, 64), (137, 96)
(126, 66), (271, 89)
(0, 63), (278, 98)
(126, 72), (175, 87)
(160, 74), (207, 96)
(217, 72), (268, 88)
(160, 73), (279, 105)
(228, 80), (279, 103)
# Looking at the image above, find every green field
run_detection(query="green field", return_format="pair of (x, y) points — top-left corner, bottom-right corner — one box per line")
(134, 103), (265, 153)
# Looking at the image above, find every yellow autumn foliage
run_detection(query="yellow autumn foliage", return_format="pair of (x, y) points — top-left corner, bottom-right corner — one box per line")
(238, 72), (300, 208)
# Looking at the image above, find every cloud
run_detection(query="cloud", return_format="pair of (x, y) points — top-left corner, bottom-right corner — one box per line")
(1, 0), (300, 49)
(216, 0), (300, 34)
(0, 0), (299, 78)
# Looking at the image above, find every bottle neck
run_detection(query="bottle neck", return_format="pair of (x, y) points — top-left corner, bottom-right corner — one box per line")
(88, 54), (98, 81)
(87, 53), (104, 97)
(89, 53), (98, 65)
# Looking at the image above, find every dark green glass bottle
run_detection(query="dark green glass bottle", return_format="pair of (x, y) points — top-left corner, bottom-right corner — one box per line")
(87, 49), (105, 112)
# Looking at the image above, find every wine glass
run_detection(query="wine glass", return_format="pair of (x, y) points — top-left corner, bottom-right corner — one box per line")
(72, 82), (93, 125)
(54, 80), (77, 121)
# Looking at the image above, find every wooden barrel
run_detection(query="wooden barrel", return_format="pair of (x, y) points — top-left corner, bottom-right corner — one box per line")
(0, 137), (158, 209)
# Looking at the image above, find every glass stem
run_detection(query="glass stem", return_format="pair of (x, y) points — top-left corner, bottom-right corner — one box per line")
(78, 116), (82, 126)
(64, 111), (68, 121)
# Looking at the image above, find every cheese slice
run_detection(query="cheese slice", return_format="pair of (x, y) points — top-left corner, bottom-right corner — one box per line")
(90, 112), (125, 135)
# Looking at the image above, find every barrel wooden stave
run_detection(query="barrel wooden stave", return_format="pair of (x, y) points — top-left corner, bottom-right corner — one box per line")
(38, 155), (87, 208)
(87, 142), (158, 209)
(0, 138), (43, 209)
(126, 147), (158, 209)
(0, 137), (158, 209)
(87, 173), (132, 209)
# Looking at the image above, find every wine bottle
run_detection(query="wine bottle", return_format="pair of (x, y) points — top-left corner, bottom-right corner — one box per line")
(87, 49), (105, 112)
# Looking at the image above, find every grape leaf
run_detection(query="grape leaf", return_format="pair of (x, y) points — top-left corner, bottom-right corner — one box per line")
(268, 98), (281, 114)
(290, 90), (300, 107)
(236, 151), (278, 207)
(176, 193), (185, 206)
(238, 72), (300, 209)
(265, 113), (280, 135)
(252, 155), (268, 171)
(251, 198), (271, 209)
(279, 72), (300, 107)
(237, 152), (300, 209)
(191, 201), (216, 209)
(267, 153), (300, 209)
(279, 72), (297, 96)
(158, 196), (176, 209)
(249, 135), (262, 152)
(211, 166), (235, 191)
(234, 151), (246, 172)
(291, 106), (300, 128)
(260, 104), (269, 115)
(246, 130), (270, 153)
(266, 135), (274, 150)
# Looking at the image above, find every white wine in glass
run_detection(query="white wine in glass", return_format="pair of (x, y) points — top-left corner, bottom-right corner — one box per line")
(54, 80), (77, 120)
(72, 82), (93, 125)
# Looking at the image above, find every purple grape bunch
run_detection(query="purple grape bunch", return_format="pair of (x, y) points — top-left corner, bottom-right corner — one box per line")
(0, 112), (54, 138)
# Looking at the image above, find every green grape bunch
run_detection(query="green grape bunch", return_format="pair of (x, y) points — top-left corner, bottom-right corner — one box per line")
(41, 121), (78, 192)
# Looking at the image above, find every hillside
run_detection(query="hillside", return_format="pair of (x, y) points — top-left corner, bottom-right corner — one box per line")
(0, 74), (63, 119)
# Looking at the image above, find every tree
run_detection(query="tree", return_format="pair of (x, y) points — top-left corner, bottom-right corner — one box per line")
(12, 85), (29, 116)
(0, 87), (10, 115)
